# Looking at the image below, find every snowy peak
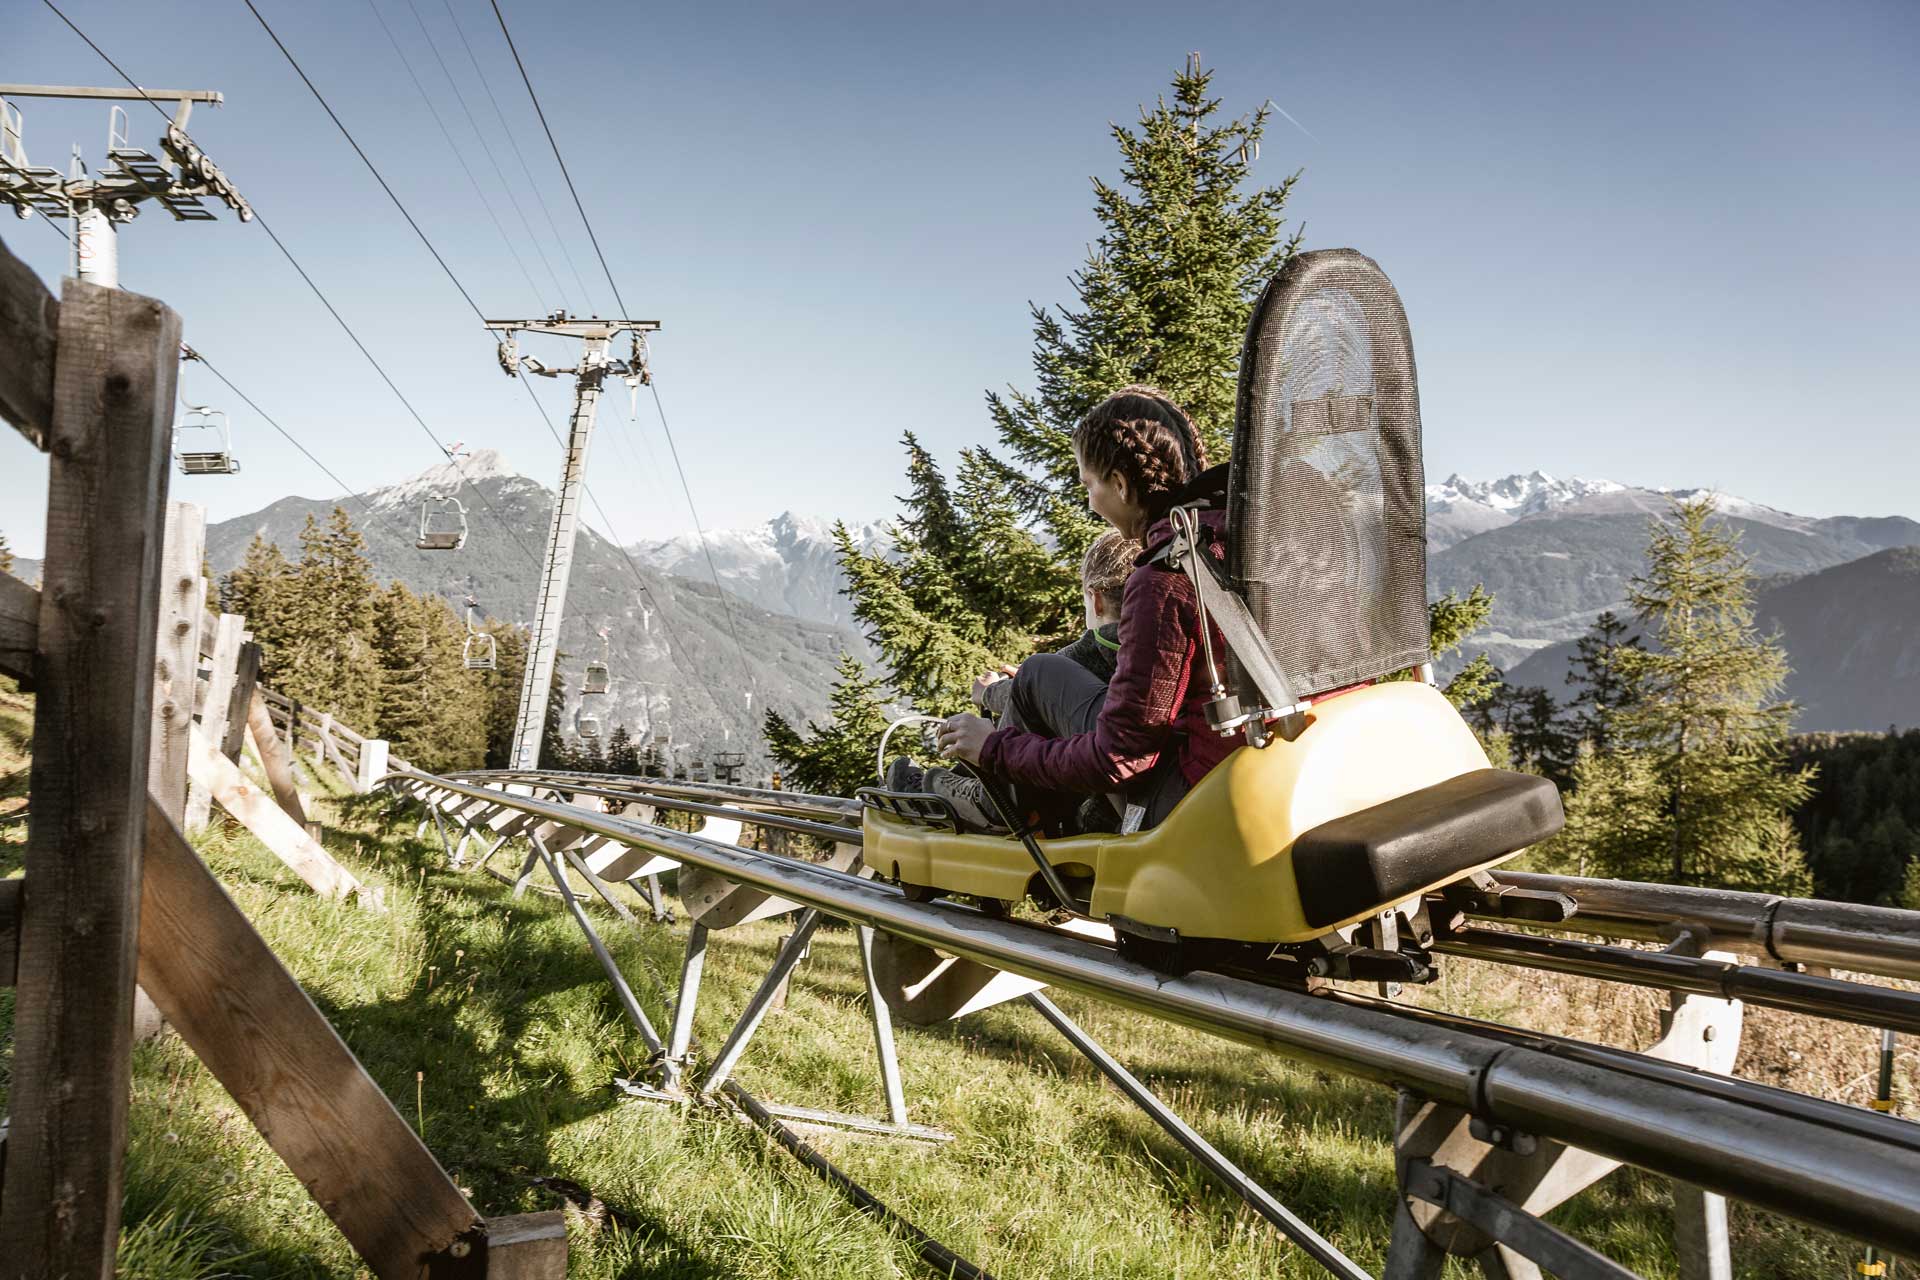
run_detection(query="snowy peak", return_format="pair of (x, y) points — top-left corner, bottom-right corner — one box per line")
(1426, 471), (1624, 517)
(371, 448), (523, 508)
(630, 512), (889, 629)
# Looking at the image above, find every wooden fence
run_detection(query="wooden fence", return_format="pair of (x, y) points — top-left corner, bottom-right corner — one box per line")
(0, 232), (563, 1277)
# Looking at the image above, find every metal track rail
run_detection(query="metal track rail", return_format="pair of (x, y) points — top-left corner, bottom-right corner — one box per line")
(458, 767), (1920, 987)
(395, 771), (1920, 1253)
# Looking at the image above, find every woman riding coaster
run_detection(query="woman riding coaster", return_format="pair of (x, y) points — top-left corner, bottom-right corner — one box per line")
(899, 385), (1236, 835)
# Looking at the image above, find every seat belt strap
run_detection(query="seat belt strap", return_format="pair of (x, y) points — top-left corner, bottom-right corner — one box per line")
(1164, 521), (1301, 715)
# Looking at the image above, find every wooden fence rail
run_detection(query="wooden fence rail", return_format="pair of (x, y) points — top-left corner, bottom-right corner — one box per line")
(0, 232), (560, 1277)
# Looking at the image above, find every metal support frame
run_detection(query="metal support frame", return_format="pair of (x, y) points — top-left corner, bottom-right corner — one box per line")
(487, 314), (657, 771)
(1027, 992), (1371, 1279)
(530, 834), (661, 1055)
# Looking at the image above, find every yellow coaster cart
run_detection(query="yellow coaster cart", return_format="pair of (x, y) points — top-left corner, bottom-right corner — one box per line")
(861, 250), (1571, 983)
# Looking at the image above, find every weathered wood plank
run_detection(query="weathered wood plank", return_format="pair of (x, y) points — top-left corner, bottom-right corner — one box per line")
(0, 233), (57, 448)
(185, 611), (243, 832)
(220, 640), (261, 760)
(137, 799), (489, 1279)
(246, 688), (307, 825)
(187, 724), (381, 907)
(0, 572), (37, 683)
(0, 277), (180, 1276)
(482, 1211), (568, 1278)
(149, 502), (207, 825)
(0, 878), (19, 987)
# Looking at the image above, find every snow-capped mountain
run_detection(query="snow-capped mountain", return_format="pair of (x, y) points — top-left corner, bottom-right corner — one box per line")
(1424, 471), (1625, 550)
(631, 512), (890, 630)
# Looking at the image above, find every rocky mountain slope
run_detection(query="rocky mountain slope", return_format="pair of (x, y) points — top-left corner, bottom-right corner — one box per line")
(201, 451), (864, 770)
(629, 512), (888, 630)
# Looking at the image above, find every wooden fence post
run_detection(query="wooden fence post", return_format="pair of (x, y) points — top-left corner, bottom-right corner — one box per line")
(246, 688), (307, 825)
(0, 277), (181, 1277)
(358, 738), (390, 794)
(221, 638), (261, 760)
(186, 612), (244, 832)
(148, 502), (205, 825)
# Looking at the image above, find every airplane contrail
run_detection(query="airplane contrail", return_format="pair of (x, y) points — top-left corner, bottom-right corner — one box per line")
(1269, 99), (1318, 144)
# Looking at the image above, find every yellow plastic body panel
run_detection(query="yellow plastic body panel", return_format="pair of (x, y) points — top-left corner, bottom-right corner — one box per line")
(864, 680), (1508, 944)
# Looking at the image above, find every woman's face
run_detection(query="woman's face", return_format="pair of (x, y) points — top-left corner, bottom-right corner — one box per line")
(1078, 450), (1148, 539)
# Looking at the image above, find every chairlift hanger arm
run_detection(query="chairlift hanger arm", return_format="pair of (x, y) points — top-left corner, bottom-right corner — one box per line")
(483, 318), (659, 340)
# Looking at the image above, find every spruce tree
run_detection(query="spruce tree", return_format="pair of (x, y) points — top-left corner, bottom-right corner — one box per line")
(1424, 586), (1503, 711)
(764, 653), (893, 796)
(276, 509), (383, 729)
(606, 725), (639, 775)
(1562, 498), (1813, 892)
(221, 535), (296, 675)
(1565, 610), (1643, 752)
(0, 530), (12, 578)
(988, 56), (1300, 558)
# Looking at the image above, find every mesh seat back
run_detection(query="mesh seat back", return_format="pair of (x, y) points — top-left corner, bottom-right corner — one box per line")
(1227, 249), (1429, 699)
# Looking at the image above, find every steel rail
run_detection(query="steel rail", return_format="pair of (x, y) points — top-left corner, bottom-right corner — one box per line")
(1440, 926), (1920, 1035)
(451, 768), (859, 819)
(455, 768), (1920, 984)
(454, 775), (862, 846)
(1491, 871), (1920, 981)
(391, 771), (1920, 1252)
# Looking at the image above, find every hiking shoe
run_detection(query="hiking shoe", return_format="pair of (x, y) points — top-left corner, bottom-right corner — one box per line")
(924, 766), (1010, 834)
(885, 756), (924, 793)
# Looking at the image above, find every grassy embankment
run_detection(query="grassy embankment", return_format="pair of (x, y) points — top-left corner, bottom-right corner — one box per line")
(0, 674), (1909, 1278)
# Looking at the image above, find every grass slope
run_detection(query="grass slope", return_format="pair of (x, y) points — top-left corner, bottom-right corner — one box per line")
(0, 686), (1908, 1277)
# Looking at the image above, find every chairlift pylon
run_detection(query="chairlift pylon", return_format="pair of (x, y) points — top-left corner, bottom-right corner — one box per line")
(461, 595), (495, 670)
(417, 495), (468, 551)
(174, 401), (240, 475)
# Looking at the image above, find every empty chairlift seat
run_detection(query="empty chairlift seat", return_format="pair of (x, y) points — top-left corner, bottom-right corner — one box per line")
(463, 632), (496, 671)
(174, 404), (240, 475)
(417, 497), (468, 551)
(582, 661), (610, 695)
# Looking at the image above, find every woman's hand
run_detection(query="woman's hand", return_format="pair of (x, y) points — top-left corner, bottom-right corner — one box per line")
(937, 713), (994, 766)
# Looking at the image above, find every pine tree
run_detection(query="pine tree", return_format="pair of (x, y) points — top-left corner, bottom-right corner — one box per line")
(275, 509), (383, 729)
(1425, 586), (1503, 711)
(606, 725), (639, 775)
(221, 535), (296, 674)
(1564, 498), (1813, 892)
(1566, 610), (1643, 752)
(987, 56), (1300, 558)
(0, 530), (13, 578)
(764, 653), (893, 797)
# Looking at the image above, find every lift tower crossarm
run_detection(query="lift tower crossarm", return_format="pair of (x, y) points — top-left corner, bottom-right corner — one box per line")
(0, 84), (221, 128)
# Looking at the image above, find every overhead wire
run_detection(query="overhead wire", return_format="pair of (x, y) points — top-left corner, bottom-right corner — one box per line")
(399, 0), (568, 306)
(486, 0), (755, 682)
(241, 0), (746, 723)
(39, 0), (541, 570)
(436, 0), (600, 312)
(364, 0), (549, 313)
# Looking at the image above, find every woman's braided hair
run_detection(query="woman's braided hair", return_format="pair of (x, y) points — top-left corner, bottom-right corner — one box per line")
(1071, 385), (1208, 523)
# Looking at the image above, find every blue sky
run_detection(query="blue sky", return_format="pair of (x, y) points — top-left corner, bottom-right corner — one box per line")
(3, 0), (1915, 559)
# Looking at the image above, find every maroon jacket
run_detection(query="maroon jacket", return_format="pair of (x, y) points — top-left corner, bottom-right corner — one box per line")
(980, 508), (1236, 795)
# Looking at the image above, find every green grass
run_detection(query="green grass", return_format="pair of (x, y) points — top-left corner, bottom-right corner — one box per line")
(0, 693), (1903, 1277)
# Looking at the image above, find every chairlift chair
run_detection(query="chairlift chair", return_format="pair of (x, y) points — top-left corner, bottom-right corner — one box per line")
(174, 403), (240, 475)
(576, 709), (602, 740)
(417, 496), (468, 551)
(461, 597), (495, 670)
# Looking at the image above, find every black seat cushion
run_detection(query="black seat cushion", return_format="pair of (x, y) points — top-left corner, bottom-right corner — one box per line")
(1292, 769), (1566, 929)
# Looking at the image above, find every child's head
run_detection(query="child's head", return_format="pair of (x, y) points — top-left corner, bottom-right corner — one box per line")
(1080, 529), (1141, 628)
(1071, 385), (1208, 538)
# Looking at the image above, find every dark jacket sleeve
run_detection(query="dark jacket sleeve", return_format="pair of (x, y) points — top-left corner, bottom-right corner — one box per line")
(979, 567), (1198, 793)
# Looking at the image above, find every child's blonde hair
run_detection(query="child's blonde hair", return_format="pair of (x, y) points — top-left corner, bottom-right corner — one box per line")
(1081, 529), (1141, 616)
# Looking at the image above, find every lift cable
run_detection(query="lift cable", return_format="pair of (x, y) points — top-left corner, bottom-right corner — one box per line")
(363, 0), (550, 313)
(40, 0), (541, 572)
(435, 0), (599, 312)
(487, 0), (754, 679)
(398, 0), (568, 308)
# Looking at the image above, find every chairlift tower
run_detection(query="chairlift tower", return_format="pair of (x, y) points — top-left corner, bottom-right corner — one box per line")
(0, 84), (251, 287)
(489, 312), (658, 770)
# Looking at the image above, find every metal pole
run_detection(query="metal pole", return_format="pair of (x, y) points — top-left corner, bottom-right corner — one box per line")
(700, 910), (823, 1097)
(508, 335), (609, 770)
(1026, 992), (1373, 1280)
(74, 203), (117, 288)
(663, 922), (709, 1091)
(856, 925), (910, 1127)
(533, 836), (662, 1055)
